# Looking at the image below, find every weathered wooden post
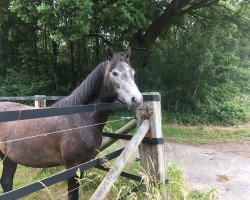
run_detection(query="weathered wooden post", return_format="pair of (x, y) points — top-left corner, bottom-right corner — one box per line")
(136, 92), (168, 199)
(34, 95), (46, 108)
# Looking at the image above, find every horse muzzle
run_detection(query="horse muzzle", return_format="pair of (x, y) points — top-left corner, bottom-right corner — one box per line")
(128, 94), (143, 110)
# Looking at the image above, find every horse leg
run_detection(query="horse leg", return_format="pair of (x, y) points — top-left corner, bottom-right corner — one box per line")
(66, 165), (83, 200)
(67, 175), (79, 200)
(0, 154), (17, 192)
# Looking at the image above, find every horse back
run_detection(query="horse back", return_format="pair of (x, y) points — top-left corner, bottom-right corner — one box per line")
(0, 102), (33, 111)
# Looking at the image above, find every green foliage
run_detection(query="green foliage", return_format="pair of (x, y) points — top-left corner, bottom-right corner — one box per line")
(187, 189), (217, 200)
(141, 15), (249, 125)
(37, 0), (92, 41)
(164, 97), (247, 125)
(167, 162), (186, 200)
(97, 0), (148, 36)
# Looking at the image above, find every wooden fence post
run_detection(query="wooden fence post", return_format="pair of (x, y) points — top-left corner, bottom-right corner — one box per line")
(136, 92), (168, 199)
(34, 95), (46, 108)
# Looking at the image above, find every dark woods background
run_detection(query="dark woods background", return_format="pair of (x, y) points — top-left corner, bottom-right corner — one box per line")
(0, 0), (249, 125)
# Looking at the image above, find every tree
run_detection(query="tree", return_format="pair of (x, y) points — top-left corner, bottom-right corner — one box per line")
(92, 0), (249, 67)
(141, 11), (249, 124)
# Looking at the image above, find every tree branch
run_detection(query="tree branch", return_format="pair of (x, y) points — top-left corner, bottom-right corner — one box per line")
(140, 0), (192, 47)
(98, 0), (120, 12)
(188, 11), (214, 23)
(181, 0), (218, 14)
(85, 34), (113, 46)
(131, 0), (221, 48)
(208, 6), (249, 35)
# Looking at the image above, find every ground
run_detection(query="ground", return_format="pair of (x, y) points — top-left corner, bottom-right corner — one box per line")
(203, 141), (250, 157)
(164, 140), (250, 200)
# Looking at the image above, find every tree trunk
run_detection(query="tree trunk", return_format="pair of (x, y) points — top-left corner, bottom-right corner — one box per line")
(52, 40), (59, 90)
(129, 38), (150, 89)
(44, 27), (48, 53)
(94, 0), (100, 65)
(174, 99), (179, 112)
(69, 41), (76, 87)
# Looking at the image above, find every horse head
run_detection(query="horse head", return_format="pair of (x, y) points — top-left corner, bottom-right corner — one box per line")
(105, 48), (143, 110)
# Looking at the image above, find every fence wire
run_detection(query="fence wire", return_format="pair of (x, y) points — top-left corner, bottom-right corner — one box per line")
(0, 117), (133, 145)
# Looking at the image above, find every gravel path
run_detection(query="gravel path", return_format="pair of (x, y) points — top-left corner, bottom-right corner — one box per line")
(164, 141), (250, 200)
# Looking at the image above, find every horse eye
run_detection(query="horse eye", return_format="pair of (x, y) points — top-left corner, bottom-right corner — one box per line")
(112, 72), (118, 76)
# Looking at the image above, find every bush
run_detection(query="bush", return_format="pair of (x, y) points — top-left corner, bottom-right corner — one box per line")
(205, 101), (247, 125)
(163, 101), (247, 126)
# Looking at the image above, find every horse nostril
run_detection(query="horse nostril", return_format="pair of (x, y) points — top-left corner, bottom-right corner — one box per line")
(131, 97), (136, 103)
(130, 96), (143, 109)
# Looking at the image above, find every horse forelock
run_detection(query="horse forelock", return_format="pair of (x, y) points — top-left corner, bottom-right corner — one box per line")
(103, 52), (130, 81)
(110, 52), (130, 70)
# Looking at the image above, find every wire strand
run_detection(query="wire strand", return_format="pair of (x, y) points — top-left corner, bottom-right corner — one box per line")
(53, 185), (81, 200)
(0, 117), (134, 145)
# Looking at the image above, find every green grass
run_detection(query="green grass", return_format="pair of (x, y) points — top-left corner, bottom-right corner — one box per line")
(104, 117), (134, 132)
(163, 124), (250, 144)
(0, 165), (67, 199)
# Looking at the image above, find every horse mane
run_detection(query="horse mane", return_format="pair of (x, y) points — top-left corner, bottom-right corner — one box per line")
(52, 63), (106, 107)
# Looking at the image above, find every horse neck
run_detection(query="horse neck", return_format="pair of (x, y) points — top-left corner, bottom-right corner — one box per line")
(52, 61), (115, 128)
(52, 63), (107, 107)
(90, 109), (112, 130)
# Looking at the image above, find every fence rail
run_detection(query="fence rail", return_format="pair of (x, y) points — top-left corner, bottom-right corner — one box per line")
(0, 94), (160, 122)
(0, 96), (64, 101)
(0, 94), (160, 102)
(0, 102), (126, 122)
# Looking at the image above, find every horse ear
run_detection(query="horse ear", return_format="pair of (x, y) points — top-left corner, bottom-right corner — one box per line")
(125, 47), (131, 59)
(107, 47), (113, 60)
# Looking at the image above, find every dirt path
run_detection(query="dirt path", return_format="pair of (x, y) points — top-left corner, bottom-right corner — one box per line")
(202, 141), (250, 157)
(165, 141), (250, 200)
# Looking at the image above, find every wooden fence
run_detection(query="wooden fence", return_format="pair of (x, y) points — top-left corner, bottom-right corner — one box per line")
(0, 93), (167, 200)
